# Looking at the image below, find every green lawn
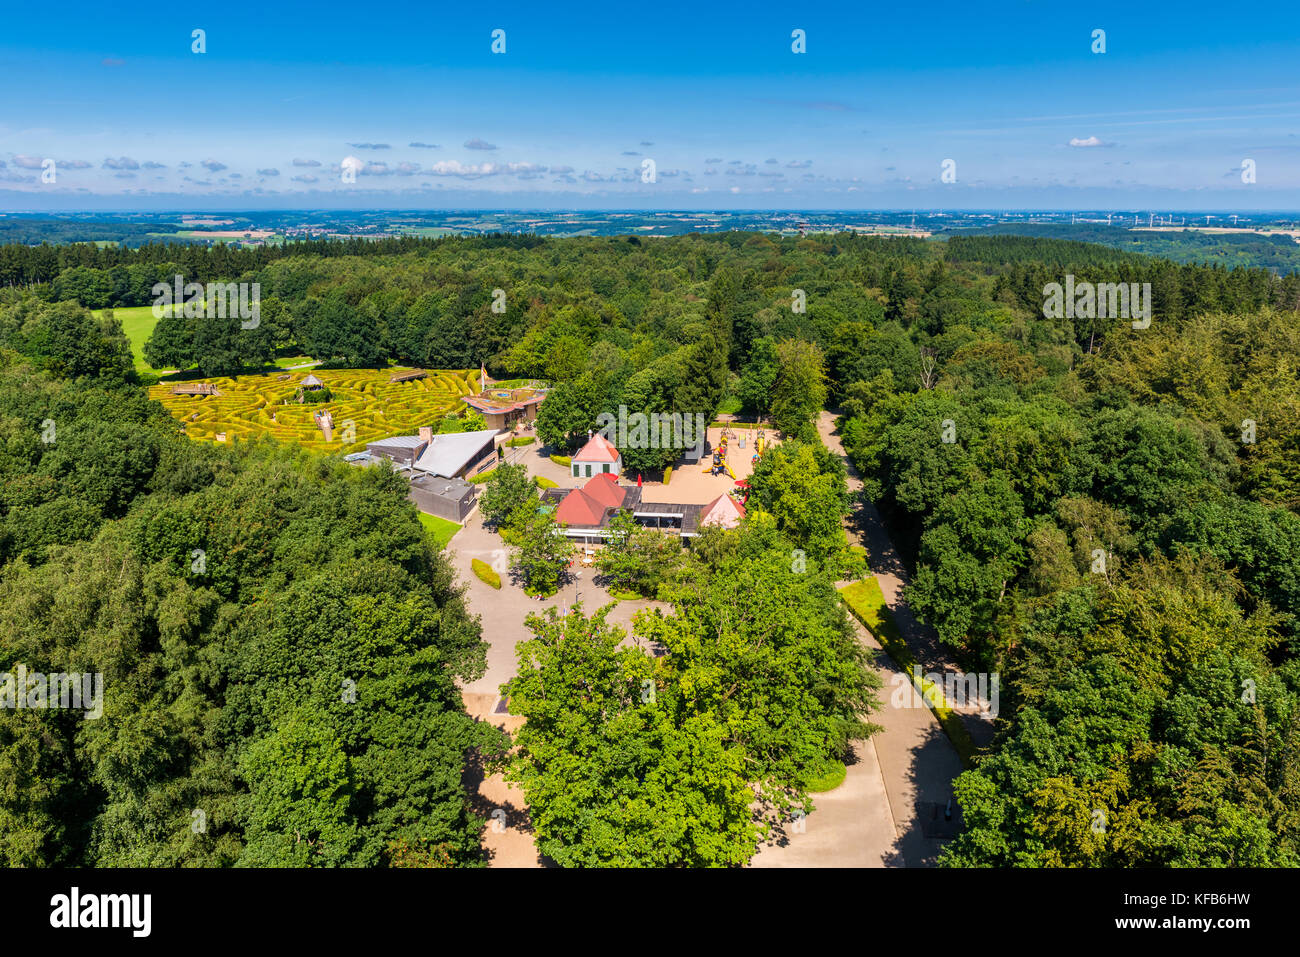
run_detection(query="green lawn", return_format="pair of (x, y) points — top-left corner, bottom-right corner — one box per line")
(92, 304), (172, 370)
(93, 301), (313, 377)
(417, 511), (461, 548)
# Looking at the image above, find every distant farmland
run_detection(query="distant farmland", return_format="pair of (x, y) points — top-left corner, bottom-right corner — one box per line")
(150, 367), (481, 453)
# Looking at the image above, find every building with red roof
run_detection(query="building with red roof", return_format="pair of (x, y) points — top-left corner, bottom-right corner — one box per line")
(461, 386), (546, 432)
(699, 492), (746, 530)
(553, 472), (629, 529)
(541, 472), (703, 543)
(570, 431), (622, 480)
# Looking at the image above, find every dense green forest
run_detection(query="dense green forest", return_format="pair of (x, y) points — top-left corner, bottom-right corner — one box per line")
(0, 304), (503, 866)
(2, 229), (1297, 866)
(956, 222), (1300, 275)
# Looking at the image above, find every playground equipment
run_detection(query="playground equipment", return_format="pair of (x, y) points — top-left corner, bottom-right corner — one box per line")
(701, 430), (737, 478)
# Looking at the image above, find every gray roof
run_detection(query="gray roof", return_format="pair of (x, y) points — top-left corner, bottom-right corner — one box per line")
(412, 429), (498, 478)
(371, 435), (427, 449)
(410, 474), (476, 503)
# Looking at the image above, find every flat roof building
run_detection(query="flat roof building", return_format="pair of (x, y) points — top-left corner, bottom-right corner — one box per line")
(412, 429), (499, 480)
(461, 387), (546, 432)
(367, 427), (500, 480)
(409, 475), (477, 523)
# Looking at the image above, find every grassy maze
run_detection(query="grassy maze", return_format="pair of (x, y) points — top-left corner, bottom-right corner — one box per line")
(151, 368), (480, 454)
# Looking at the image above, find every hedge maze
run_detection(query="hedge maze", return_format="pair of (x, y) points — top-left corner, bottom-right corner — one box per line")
(151, 367), (480, 454)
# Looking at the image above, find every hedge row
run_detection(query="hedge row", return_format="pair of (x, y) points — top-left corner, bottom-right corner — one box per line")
(471, 558), (501, 589)
(838, 579), (976, 767)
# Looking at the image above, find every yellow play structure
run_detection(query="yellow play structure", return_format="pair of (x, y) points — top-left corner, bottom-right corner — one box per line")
(702, 430), (737, 478)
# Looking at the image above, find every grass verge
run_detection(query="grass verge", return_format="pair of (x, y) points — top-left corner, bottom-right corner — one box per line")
(803, 760), (848, 793)
(838, 579), (976, 767)
(417, 512), (461, 548)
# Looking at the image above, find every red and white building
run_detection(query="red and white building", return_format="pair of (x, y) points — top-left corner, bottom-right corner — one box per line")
(570, 431), (622, 480)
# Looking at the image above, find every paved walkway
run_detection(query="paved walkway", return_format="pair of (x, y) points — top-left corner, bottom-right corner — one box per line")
(448, 417), (986, 867)
(447, 441), (669, 867)
(754, 412), (988, 866)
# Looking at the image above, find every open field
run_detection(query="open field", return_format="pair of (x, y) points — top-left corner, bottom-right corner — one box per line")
(1130, 225), (1300, 241)
(94, 304), (313, 374)
(92, 304), (188, 370)
(150, 367), (481, 453)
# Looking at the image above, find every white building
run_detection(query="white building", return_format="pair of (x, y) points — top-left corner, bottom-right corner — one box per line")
(570, 432), (622, 480)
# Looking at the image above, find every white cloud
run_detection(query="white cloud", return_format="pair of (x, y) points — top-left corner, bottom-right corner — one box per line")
(1068, 136), (1113, 148)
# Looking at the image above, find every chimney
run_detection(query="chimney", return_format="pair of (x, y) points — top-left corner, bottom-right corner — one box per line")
(418, 426), (433, 446)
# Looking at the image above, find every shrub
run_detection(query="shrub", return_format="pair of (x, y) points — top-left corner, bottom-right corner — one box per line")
(803, 760), (848, 793)
(662, 466), (673, 485)
(468, 468), (498, 483)
(535, 476), (558, 489)
(506, 436), (535, 447)
(550, 454), (571, 468)
(471, 558), (501, 589)
(716, 395), (743, 416)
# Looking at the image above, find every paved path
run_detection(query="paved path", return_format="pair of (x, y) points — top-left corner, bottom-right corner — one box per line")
(449, 419), (986, 867)
(817, 411), (997, 747)
(448, 443), (669, 867)
(754, 412), (985, 866)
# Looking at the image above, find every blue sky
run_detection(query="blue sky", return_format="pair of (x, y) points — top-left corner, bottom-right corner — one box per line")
(2, 0), (1298, 210)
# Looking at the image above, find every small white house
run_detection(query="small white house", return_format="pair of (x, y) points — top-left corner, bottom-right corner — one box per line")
(571, 432), (622, 480)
